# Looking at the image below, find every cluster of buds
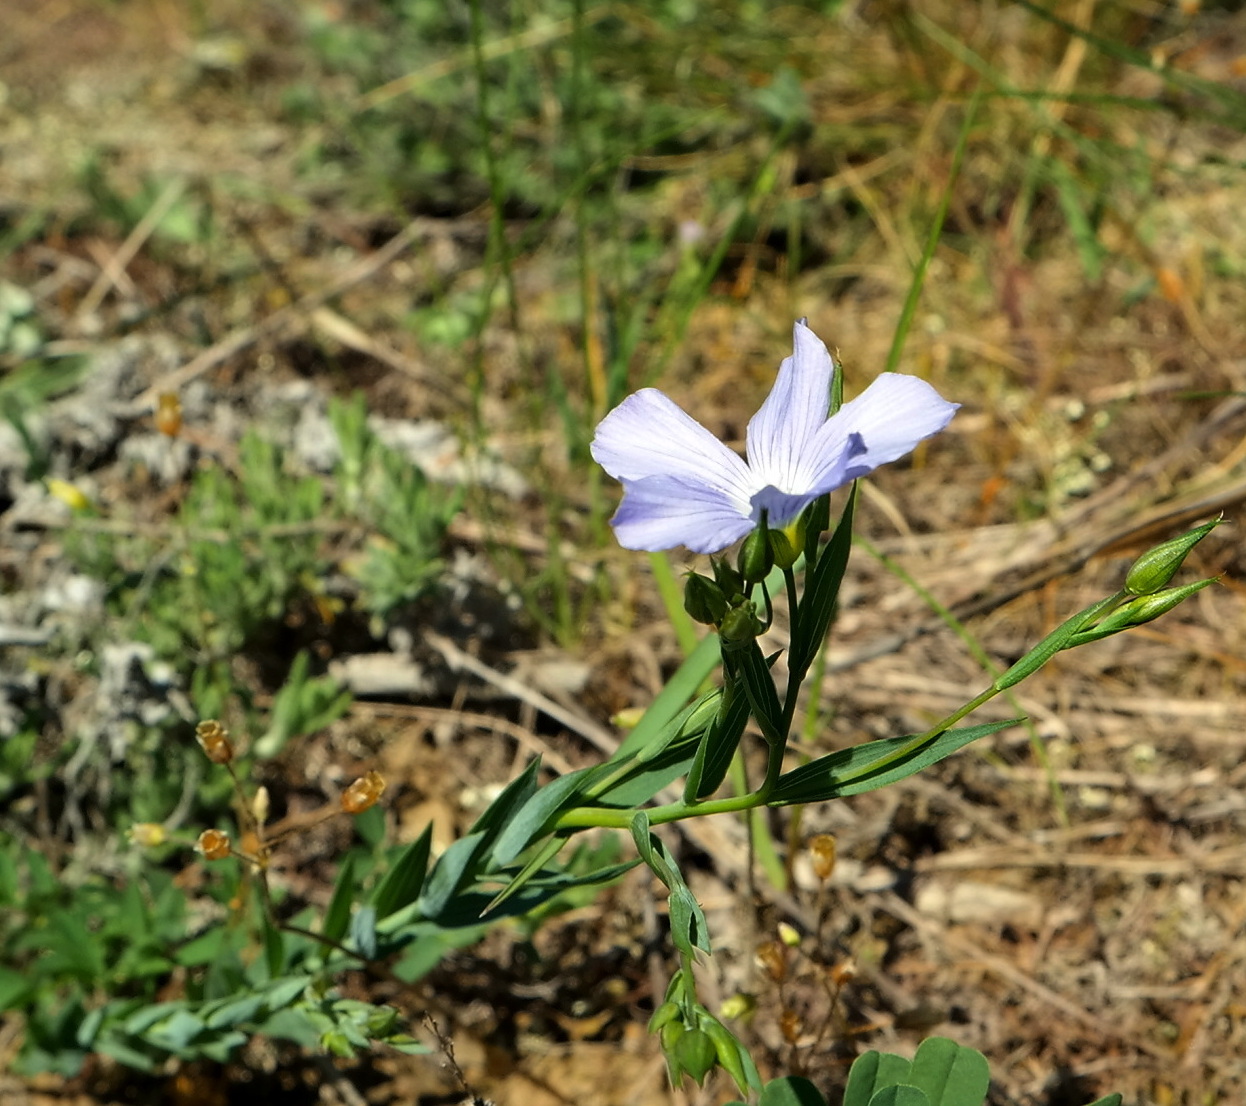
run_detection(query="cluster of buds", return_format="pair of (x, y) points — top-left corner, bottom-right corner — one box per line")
(683, 559), (765, 644)
(195, 719), (234, 765)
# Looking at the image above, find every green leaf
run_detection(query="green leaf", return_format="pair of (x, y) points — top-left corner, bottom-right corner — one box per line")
(262, 916), (286, 980)
(732, 639), (784, 746)
(491, 765), (606, 866)
(262, 974), (315, 1010)
(907, 1038), (989, 1106)
(468, 758), (542, 838)
(844, 1050), (913, 1106)
(758, 1075), (828, 1106)
(868, 1088), (931, 1106)
(371, 824), (433, 921)
(790, 486), (857, 678)
(685, 678), (750, 801)
(630, 813), (709, 954)
(416, 831), (488, 920)
(322, 854), (358, 942)
(350, 905), (377, 960)
(480, 836), (566, 917)
(771, 720), (1020, 806)
(1083, 1097), (1123, 1106)
(614, 633), (721, 759)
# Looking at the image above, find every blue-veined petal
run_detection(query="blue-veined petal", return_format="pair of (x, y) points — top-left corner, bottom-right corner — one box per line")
(745, 320), (834, 494)
(806, 372), (959, 492)
(609, 475), (756, 553)
(591, 387), (753, 500)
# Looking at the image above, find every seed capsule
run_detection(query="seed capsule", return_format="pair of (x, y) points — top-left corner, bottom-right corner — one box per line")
(195, 720), (234, 765)
(155, 393), (183, 438)
(196, 828), (232, 860)
(341, 770), (386, 814)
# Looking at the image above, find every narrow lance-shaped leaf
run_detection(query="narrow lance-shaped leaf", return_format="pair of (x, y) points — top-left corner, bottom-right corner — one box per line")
(371, 823), (433, 921)
(790, 484), (857, 678)
(770, 720), (1019, 806)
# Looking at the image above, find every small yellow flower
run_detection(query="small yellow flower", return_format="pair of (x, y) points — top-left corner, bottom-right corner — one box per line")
(46, 478), (91, 512)
(128, 822), (167, 848)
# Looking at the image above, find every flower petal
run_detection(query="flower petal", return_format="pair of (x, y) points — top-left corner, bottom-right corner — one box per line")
(609, 475), (754, 553)
(591, 387), (753, 501)
(807, 372), (959, 492)
(745, 320), (834, 492)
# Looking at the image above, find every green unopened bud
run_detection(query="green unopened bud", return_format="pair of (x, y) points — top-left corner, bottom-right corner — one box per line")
(737, 526), (773, 584)
(698, 1013), (754, 1094)
(648, 1001), (682, 1034)
(719, 600), (763, 644)
(364, 1006), (400, 1037)
(711, 558), (745, 600)
(770, 516), (805, 570)
(1125, 518), (1220, 596)
(673, 1028), (717, 1085)
(1077, 578), (1216, 643)
(684, 572), (728, 625)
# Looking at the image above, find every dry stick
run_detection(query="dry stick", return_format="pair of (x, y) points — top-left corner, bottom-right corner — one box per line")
(830, 396), (1246, 673)
(126, 218), (437, 416)
(876, 890), (1170, 1059)
(424, 630), (619, 756)
(76, 178), (187, 320)
(358, 701), (579, 777)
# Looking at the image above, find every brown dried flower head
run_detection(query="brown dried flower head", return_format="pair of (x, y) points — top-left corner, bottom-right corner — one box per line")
(341, 770), (386, 815)
(195, 720), (234, 765)
(755, 939), (787, 983)
(155, 392), (183, 438)
(196, 828), (232, 861)
(808, 833), (837, 882)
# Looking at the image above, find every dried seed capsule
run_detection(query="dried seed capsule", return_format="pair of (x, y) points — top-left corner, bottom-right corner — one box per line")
(155, 393), (183, 438)
(195, 720), (234, 765)
(755, 939), (787, 983)
(809, 833), (837, 882)
(196, 828), (232, 860)
(341, 770), (386, 814)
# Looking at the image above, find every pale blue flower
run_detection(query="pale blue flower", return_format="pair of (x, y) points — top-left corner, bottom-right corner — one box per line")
(591, 320), (959, 554)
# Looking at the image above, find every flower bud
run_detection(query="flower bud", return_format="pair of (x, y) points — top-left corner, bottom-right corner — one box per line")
(777, 921), (802, 948)
(648, 1001), (683, 1033)
(719, 993), (756, 1021)
(737, 525), (773, 585)
(128, 822), (167, 848)
(719, 600), (762, 644)
(252, 786), (270, 828)
(1086, 578), (1215, 640)
(710, 559), (746, 601)
(1125, 519), (1219, 596)
(342, 770), (386, 814)
(196, 828), (232, 860)
(673, 1028), (717, 1085)
(769, 517), (805, 570)
(195, 720), (234, 765)
(683, 572), (728, 626)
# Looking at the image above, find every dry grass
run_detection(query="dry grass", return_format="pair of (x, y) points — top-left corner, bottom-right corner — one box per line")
(2, 1), (1245, 1104)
